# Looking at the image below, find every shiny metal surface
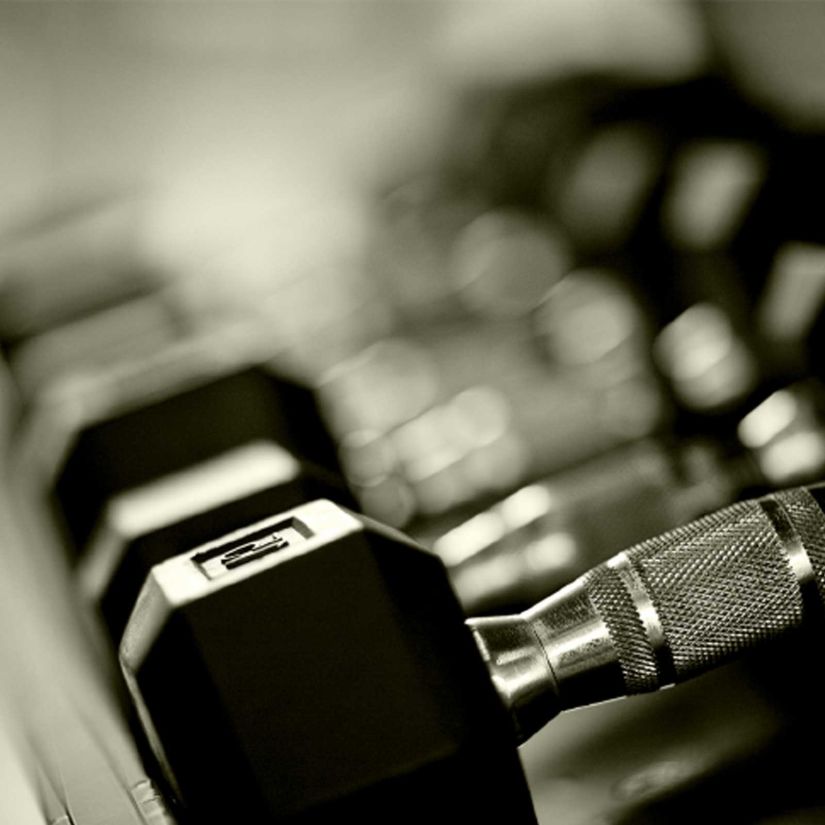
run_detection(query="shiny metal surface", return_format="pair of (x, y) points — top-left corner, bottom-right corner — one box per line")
(760, 496), (817, 596)
(468, 614), (558, 744)
(525, 579), (627, 706)
(471, 485), (825, 747)
(606, 552), (673, 685)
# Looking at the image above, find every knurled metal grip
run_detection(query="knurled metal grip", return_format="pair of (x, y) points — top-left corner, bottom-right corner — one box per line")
(469, 484), (825, 743)
(595, 487), (825, 688)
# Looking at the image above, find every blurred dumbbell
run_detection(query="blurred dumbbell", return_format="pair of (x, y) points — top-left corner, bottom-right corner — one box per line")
(23, 334), (355, 645)
(83, 438), (352, 646)
(646, 138), (782, 433)
(437, 377), (825, 615)
(402, 74), (798, 438)
(632, 112), (825, 438)
(436, 437), (738, 613)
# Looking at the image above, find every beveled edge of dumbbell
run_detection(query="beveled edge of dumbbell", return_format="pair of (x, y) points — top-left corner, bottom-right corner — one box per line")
(78, 440), (301, 602)
(17, 331), (292, 488)
(119, 498), (361, 674)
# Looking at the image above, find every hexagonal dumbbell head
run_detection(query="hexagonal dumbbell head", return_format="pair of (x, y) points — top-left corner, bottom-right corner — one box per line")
(46, 343), (343, 557)
(80, 441), (355, 645)
(121, 500), (537, 824)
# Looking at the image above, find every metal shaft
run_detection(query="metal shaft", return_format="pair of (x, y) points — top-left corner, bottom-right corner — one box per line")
(469, 485), (825, 744)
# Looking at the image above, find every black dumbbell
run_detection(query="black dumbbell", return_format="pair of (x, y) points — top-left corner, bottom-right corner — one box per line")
(45, 343), (343, 556)
(26, 336), (356, 643)
(121, 499), (537, 823)
(122, 486), (825, 823)
(81, 438), (352, 645)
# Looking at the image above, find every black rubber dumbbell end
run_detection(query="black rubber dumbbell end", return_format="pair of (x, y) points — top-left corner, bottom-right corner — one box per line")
(121, 500), (537, 824)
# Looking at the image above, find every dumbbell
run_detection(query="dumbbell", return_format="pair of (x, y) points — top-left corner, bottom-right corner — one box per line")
(121, 484), (825, 823)
(436, 437), (737, 613)
(394, 72), (796, 434)
(435, 374), (825, 616)
(25, 334), (356, 644)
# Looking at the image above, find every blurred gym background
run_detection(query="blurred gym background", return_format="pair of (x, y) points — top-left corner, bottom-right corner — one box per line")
(3, 2), (825, 823)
